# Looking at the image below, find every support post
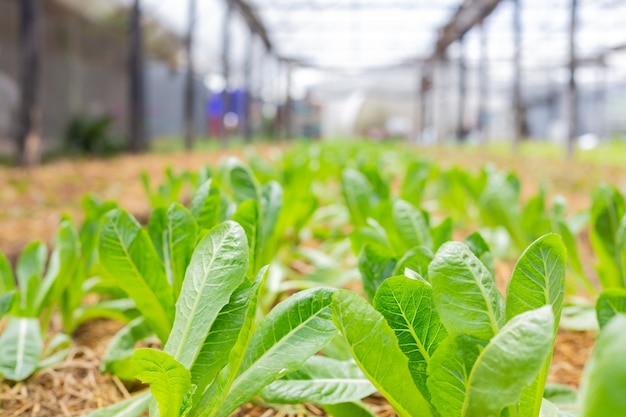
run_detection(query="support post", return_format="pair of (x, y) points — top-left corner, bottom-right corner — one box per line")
(284, 63), (293, 140)
(243, 30), (254, 143)
(456, 36), (467, 143)
(183, 0), (197, 151)
(566, 0), (578, 158)
(512, 0), (522, 148)
(433, 58), (444, 144)
(596, 64), (606, 139)
(478, 20), (489, 143)
(129, 0), (145, 153)
(221, 1), (232, 147)
(419, 65), (432, 143)
(16, 0), (42, 166)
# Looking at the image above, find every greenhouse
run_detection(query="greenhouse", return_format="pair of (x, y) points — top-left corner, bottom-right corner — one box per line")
(0, 0), (626, 416)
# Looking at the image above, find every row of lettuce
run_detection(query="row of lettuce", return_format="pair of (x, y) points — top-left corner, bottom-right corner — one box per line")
(0, 141), (625, 417)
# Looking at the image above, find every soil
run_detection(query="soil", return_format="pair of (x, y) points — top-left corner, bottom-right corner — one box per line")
(0, 144), (618, 416)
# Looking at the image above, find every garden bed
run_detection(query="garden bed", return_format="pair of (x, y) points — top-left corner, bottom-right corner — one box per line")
(1, 141), (623, 416)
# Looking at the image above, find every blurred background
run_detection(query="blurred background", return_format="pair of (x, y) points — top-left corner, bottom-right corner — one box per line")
(1, 0), (625, 165)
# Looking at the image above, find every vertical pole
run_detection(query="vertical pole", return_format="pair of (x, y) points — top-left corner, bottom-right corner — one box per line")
(419, 65), (431, 143)
(596, 63), (606, 139)
(478, 20), (489, 143)
(183, 0), (197, 151)
(221, 1), (232, 147)
(285, 63), (293, 140)
(413, 66), (420, 142)
(512, 0), (522, 149)
(433, 58), (443, 144)
(243, 30), (254, 143)
(274, 57), (281, 139)
(456, 36), (467, 143)
(129, 0), (145, 153)
(566, 0), (578, 158)
(16, 0), (42, 166)
(254, 47), (266, 139)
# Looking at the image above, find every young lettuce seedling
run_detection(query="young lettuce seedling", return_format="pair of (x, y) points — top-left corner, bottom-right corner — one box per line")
(332, 233), (567, 417)
(590, 184), (626, 289)
(90, 221), (355, 417)
(0, 220), (80, 381)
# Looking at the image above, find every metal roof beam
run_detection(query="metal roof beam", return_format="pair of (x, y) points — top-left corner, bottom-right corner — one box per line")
(227, 0), (273, 52)
(432, 0), (503, 60)
(254, 3), (459, 12)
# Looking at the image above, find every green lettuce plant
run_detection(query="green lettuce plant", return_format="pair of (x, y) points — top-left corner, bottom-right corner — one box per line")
(0, 220), (80, 381)
(332, 233), (567, 417)
(590, 184), (626, 289)
(89, 220), (372, 417)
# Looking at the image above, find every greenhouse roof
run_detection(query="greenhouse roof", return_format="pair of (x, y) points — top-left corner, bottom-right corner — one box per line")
(113, 0), (626, 81)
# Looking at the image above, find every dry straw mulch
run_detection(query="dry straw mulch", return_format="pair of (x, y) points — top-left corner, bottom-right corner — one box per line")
(0, 316), (595, 417)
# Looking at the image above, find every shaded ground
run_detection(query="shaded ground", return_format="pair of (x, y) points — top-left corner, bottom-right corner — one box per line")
(0, 143), (621, 416)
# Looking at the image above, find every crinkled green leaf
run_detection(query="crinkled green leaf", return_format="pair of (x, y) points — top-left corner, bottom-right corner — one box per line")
(427, 334), (484, 417)
(99, 209), (174, 343)
(506, 234), (567, 326)
(132, 349), (191, 417)
(215, 287), (337, 417)
(373, 276), (447, 401)
(506, 234), (567, 417)
(464, 306), (555, 417)
(164, 221), (248, 368)
(331, 290), (433, 417)
(261, 356), (376, 405)
(464, 232), (495, 278)
(393, 199), (432, 251)
(429, 242), (504, 341)
(190, 267), (266, 399)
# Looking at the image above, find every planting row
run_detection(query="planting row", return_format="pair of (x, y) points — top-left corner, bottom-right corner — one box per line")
(0, 142), (625, 417)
